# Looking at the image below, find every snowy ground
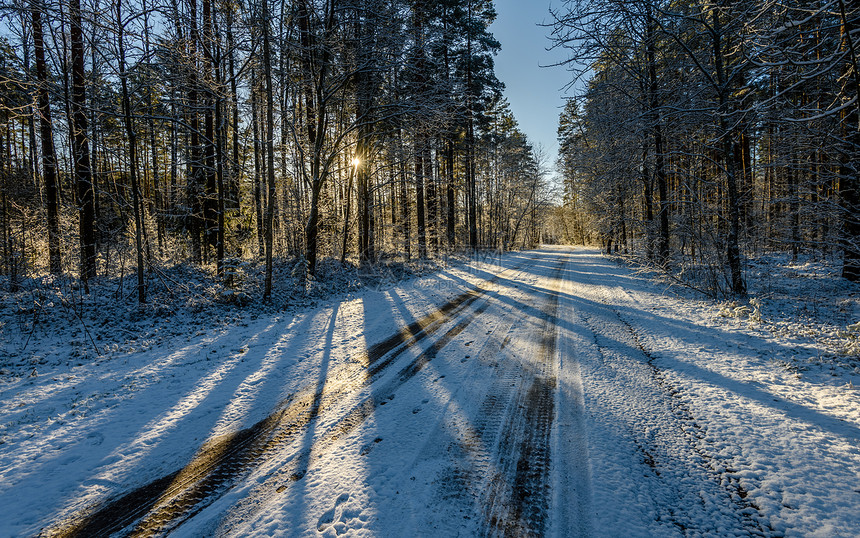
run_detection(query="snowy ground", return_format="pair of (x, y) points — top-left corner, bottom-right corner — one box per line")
(1, 247), (858, 537)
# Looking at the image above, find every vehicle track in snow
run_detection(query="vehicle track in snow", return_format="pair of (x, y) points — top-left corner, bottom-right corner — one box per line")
(33, 248), (836, 536)
(614, 312), (773, 536)
(212, 286), (500, 535)
(200, 251), (576, 537)
(479, 259), (563, 537)
(44, 258), (537, 538)
(410, 252), (571, 537)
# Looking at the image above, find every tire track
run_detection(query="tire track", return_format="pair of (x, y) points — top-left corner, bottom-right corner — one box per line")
(398, 269), (547, 533)
(416, 253), (567, 537)
(44, 259), (534, 537)
(613, 312), (772, 537)
(479, 259), (564, 538)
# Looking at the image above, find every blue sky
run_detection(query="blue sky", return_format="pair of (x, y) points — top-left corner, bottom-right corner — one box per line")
(491, 0), (575, 167)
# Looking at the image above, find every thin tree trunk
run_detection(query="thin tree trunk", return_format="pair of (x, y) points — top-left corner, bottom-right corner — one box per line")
(262, 3), (277, 300)
(142, 0), (164, 256)
(446, 138), (455, 248)
(70, 0), (96, 285)
(32, 0), (61, 274)
(226, 4), (240, 210)
(117, 0), (145, 303)
(466, 0), (477, 250)
(251, 68), (264, 257)
(424, 144), (436, 253)
(341, 164), (354, 264)
(712, 7), (745, 295)
(415, 140), (427, 258)
(399, 126), (410, 259)
(641, 144), (655, 259)
(838, 0), (860, 280)
(354, 8), (373, 266)
(187, 0), (203, 264)
(645, 6), (670, 264)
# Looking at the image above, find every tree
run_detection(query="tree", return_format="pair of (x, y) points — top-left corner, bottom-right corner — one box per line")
(70, 0), (97, 285)
(837, 0), (860, 280)
(31, 0), (60, 274)
(260, 0), (277, 300)
(115, 0), (147, 303)
(0, 0), (552, 298)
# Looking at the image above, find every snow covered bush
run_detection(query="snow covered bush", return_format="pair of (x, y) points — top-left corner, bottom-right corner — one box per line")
(838, 322), (860, 357)
(717, 299), (762, 322)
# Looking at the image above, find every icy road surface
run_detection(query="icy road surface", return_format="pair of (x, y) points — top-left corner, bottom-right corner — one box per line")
(4, 247), (859, 536)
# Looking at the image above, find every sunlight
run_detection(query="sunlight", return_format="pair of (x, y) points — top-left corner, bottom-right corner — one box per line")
(414, 360), (507, 523)
(295, 417), (373, 536)
(8, 328), (232, 413)
(92, 320), (287, 488)
(1, 328), (238, 483)
(211, 317), (303, 434)
(100, 355), (248, 480)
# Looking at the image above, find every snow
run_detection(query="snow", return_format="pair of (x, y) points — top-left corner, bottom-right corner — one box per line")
(1, 247), (858, 536)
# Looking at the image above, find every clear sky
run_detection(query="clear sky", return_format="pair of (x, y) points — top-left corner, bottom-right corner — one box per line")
(491, 0), (574, 168)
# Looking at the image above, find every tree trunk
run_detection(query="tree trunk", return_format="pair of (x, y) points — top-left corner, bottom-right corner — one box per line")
(141, 0), (163, 256)
(425, 144), (437, 253)
(838, 0), (860, 280)
(215, 65), (226, 274)
(202, 0), (217, 262)
(466, 39), (477, 250)
(415, 140), (427, 258)
(32, 0), (61, 274)
(70, 0), (96, 285)
(226, 4), (240, 210)
(645, 6), (670, 264)
(711, 7), (745, 295)
(298, 0), (336, 277)
(354, 7), (374, 266)
(445, 138), (456, 248)
(398, 127), (410, 259)
(641, 145), (654, 259)
(341, 164), (354, 264)
(262, 2), (276, 300)
(251, 69), (264, 257)
(187, 0), (203, 264)
(117, 0), (146, 303)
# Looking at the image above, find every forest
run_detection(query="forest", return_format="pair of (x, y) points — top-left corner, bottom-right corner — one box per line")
(2, 0), (859, 305)
(0, 0), (551, 303)
(551, 0), (860, 297)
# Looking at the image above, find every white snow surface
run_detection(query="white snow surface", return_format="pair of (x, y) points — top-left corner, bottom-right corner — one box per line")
(1, 247), (858, 537)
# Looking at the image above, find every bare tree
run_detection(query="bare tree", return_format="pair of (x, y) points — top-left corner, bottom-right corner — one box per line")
(30, 0), (60, 274)
(70, 0), (96, 286)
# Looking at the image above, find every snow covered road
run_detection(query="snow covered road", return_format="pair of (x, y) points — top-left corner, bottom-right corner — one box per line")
(4, 247), (859, 536)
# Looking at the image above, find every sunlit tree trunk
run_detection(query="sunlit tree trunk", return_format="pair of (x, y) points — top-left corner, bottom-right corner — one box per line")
(262, 0), (277, 299)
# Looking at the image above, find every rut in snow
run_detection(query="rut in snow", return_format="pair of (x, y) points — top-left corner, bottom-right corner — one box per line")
(480, 259), (563, 537)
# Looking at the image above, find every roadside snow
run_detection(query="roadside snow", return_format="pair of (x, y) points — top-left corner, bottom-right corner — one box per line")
(585, 251), (860, 536)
